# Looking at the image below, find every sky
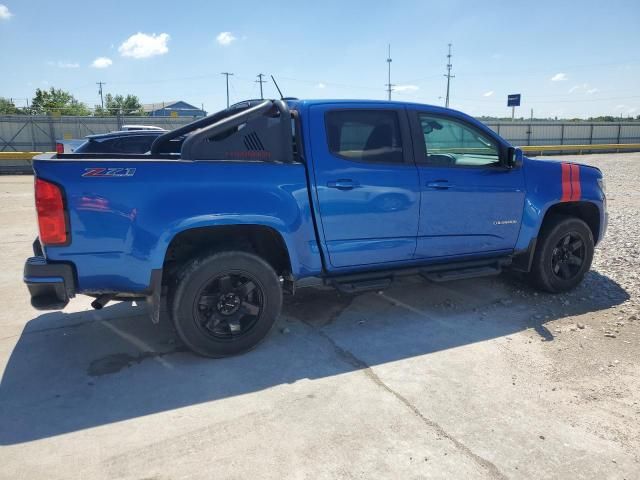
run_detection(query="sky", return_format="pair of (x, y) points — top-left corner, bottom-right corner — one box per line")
(1, 0), (639, 118)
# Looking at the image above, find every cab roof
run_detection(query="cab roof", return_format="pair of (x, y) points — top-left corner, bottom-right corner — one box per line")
(286, 99), (479, 126)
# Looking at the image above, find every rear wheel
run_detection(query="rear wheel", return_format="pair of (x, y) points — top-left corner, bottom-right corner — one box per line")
(171, 251), (282, 357)
(528, 216), (594, 293)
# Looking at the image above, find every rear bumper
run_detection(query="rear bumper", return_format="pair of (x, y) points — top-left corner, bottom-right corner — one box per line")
(24, 256), (76, 310)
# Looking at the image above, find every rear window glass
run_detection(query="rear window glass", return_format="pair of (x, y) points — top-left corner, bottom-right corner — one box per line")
(325, 110), (403, 163)
(75, 135), (157, 154)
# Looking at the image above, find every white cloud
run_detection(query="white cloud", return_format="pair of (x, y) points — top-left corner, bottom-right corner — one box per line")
(0, 4), (12, 20)
(91, 57), (113, 69)
(551, 72), (568, 82)
(568, 83), (599, 95)
(483, 90), (494, 97)
(316, 82), (326, 89)
(216, 31), (236, 46)
(47, 61), (80, 69)
(394, 84), (419, 93)
(119, 32), (170, 59)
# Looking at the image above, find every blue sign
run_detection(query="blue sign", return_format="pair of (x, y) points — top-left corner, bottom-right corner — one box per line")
(507, 94), (521, 107)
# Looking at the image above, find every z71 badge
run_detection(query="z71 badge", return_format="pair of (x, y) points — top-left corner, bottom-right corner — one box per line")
(82, 167), (136, 177)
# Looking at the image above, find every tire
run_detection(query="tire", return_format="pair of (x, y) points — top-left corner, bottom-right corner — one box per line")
(528, 215), (594, 293)
(170, 251), (282, 357)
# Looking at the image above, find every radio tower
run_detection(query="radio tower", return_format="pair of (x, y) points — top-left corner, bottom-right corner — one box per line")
(385, 44), (394, 101)
(444, 43), (454, 108)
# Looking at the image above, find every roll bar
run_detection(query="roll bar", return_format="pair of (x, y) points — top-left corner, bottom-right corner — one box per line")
(150, 99), (293, 163)
(149, 103), (251, 156)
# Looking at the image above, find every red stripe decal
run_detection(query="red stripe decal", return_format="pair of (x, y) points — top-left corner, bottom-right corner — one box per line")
(570, 164), (581, 201)
(560, 163), (572, 202)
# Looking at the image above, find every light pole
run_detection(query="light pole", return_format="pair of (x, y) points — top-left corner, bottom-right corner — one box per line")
(221, 72), (234, 108)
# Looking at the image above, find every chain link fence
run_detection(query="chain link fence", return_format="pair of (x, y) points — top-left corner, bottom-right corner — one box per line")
(1, 115), (640, 152)
(485, 122), (640, 146)
(0, 115), (196, 152)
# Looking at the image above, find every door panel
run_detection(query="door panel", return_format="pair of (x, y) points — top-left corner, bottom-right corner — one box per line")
(308, 105), (420, 268)
(411, 111), (525, 259)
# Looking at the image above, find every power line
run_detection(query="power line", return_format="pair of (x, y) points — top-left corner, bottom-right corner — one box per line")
(255, 73), (267, 100)
(453, 95), (640, 104)
(385, 44), (394, 101)
(397, 73), (445, 84)
(220, 72), (234, 108)
(444, 43), (454, 108)
(96, 81), (106, 109)
(278, 76), (381, 91)
(452, 58), (640, 79)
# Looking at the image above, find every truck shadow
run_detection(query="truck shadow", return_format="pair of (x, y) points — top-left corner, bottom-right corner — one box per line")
(0, 270), (629, 445)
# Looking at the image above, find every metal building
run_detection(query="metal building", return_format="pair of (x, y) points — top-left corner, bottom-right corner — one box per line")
(143, 101), (206, 118)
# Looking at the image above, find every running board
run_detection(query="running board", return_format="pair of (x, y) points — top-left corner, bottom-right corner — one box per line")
(332, 277), (392, 294)
(420, 264), (502, 282)
(326, 257), (510, 294)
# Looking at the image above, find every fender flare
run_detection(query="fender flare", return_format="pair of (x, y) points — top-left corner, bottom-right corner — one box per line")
(150, 215), (300, 276)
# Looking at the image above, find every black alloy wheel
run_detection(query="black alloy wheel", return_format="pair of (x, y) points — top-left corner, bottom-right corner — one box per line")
(550, 232), (586, 281)
(528, 215), (594, 293)
(194, 272), (264, 340)
(171, 251), (282, 357)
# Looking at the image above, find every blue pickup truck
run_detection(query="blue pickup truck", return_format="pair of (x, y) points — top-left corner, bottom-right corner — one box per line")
(25, 99), (607, 357)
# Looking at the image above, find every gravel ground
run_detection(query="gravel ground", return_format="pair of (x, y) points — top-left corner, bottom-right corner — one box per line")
(0, 153), (638, 479)
(518, 152), (640, 458)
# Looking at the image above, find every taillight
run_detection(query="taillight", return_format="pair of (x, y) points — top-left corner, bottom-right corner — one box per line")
(35, 178), (68, 245)
(55, 142), (65, 155)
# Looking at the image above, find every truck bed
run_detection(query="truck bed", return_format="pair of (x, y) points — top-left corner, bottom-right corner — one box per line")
(33, 156), (322, 295)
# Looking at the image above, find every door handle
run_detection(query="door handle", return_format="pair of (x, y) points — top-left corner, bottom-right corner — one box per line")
(426, 180), (451, 190)
(327, 179), (358, 190)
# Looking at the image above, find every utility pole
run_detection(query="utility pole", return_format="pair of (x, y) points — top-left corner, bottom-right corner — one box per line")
(385, 44), (394, 101)
(221, 72), (234, 108)
(444, 43), (454, 108)
(255, 73), (267, 100)
(96, 81), (106, 109)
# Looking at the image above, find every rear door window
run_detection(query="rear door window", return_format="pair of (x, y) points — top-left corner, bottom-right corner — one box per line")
(325, 110), (403, 163)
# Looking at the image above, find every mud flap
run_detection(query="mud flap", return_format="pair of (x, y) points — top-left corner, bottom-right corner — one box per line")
(147, 269), (163, 324)
(511, 237), (537, 272)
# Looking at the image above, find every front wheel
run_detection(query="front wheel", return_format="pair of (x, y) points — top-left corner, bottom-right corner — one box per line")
(170, 251), (282, 357)
(528, 216), (594, 293)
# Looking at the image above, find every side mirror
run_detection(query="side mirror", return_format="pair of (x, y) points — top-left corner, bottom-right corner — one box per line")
(506, 146), (523, 168)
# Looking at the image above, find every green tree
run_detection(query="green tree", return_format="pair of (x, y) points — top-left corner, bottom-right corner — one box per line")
(104, 93), (143, 116)
(30, 87), (90, 115)
(0, 97), (22, 114)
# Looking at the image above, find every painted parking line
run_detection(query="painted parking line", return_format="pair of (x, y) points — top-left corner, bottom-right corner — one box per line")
(98, 318), (174, 370)
(377, 291), (473, 330)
